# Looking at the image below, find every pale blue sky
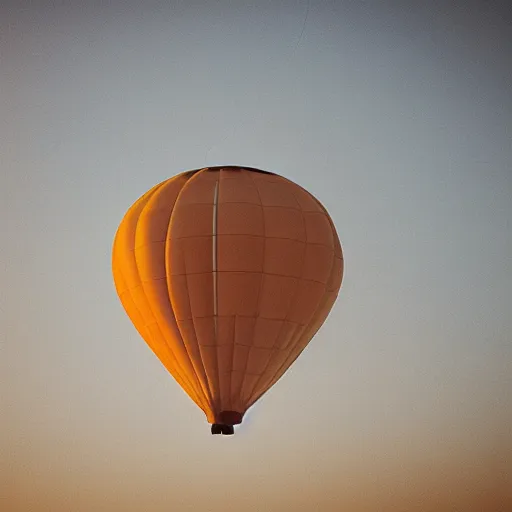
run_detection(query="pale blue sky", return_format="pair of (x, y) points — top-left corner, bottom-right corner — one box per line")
(2, 1), (511, 510)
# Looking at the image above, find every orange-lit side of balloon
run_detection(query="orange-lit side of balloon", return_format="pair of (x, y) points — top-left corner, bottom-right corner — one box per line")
(112, 166), (343, 435)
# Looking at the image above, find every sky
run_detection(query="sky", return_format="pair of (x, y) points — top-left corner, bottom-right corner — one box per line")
(2, 1), (511, 510)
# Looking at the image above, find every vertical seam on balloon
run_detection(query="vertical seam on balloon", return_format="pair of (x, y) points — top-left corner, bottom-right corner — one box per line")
(243, 181), (308, 404)
(228, 314), (236, 411)
(135, 177), (211, 413)
(166, 169), (216, 416)
(212, 175), (222, 416)
(212, 180), (219, 325)
(233, 171), (265, 411)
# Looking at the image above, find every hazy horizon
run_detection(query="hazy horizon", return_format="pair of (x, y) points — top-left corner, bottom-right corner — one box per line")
(2, 1), (511, 510)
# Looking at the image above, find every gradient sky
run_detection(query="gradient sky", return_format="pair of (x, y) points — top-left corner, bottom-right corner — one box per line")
(2, 1), (511, 511)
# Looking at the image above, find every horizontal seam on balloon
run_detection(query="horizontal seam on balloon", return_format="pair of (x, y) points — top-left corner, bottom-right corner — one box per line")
(196, 343), (292, 349)
(216, 176), (276, 182)
(164, 234), (330, 243)
(175, 201), (299, 207)
(177, 318), (307, 325)
(226, 370), (271, 376)
(221, 201), (323, 213)
(134, 237), (319, 248)
(173, 202), (299, 208)
(167, 233), (328, 240)
(217, 371), (273, 376)
(119, 311), (308, 324)
(121, 274), (331, 289)
(137, 272), (330, 284)
(171, 202), (325, 213)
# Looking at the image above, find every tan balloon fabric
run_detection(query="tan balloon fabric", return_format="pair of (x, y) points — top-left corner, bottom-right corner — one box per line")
(112, 167), (343, 425)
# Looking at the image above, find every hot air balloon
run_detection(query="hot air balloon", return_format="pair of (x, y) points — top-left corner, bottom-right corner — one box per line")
(112, 166), (343, 435)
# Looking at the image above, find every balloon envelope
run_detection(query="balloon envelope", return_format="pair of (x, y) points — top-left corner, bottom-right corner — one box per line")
(112, 166), (343, 434)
